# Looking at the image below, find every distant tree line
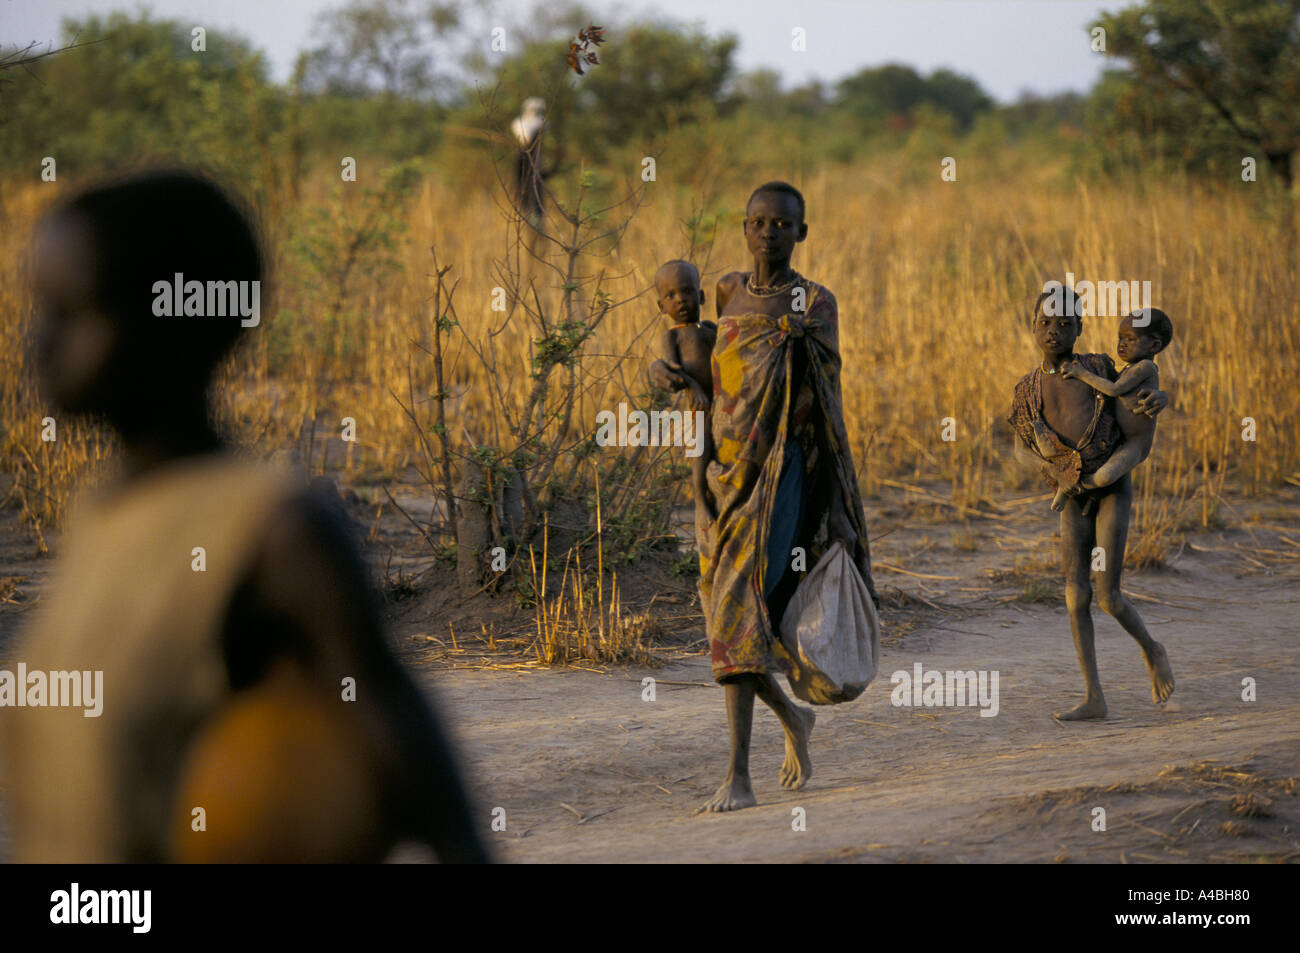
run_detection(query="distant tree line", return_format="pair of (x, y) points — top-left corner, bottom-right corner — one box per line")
(0, 0), (1293, 196)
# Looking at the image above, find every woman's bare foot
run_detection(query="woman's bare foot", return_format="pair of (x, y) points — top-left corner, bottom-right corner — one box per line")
(778, 706), (815, 790)
(1054, 696), (1107, 720)
(696, 773), (756, 813)
(1144, 641), (1175, 703)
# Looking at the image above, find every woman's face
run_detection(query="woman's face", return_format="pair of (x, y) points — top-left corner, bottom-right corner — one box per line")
(744, 191), (805, 266)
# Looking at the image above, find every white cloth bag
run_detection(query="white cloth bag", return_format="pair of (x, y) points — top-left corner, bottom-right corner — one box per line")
(778, 540), (880, 705)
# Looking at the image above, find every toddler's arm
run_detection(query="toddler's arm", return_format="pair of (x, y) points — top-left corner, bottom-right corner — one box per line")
(649, 329), (690, 392)
(1061, 358), (1156, 398)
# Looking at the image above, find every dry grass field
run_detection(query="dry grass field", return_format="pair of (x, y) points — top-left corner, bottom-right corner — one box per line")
(3, 154), (1295, 569)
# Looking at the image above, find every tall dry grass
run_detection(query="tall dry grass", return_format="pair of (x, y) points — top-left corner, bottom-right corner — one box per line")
(2, 154), (1295, 568)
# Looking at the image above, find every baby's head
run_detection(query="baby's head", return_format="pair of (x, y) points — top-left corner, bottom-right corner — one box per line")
(31, 169), (263, 421)
(655, 260), (703, 325)
(1117, 308), (1173, 364)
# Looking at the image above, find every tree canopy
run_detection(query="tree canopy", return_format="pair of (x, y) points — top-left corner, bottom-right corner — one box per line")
(1093, 0), (1300, 189)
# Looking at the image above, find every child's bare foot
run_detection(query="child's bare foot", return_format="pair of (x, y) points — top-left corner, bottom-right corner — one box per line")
(1145, 641), (1175, 703)
(697, 773), (756, 813)
(1050, 486), (1072, 512)
(1054, 696), (1107, 720)
(778, 706), (815, 790)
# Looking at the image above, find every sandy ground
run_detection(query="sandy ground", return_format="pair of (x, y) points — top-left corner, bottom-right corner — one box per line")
(387, 489), (1300, 863)
(2, 484), (1297, 863)
(413, 575), (1297, 863)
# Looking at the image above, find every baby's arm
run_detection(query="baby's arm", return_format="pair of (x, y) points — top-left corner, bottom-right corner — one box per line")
(1111, 360), (1158, 398)
(1061, 359), (1156, 397)
(679, 326), (716, 410)
(649, 329), (690, 393)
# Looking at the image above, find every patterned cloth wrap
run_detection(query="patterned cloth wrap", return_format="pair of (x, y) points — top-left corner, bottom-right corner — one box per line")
(697, 279), (877, 683)
(1007, 352), (1124, 492)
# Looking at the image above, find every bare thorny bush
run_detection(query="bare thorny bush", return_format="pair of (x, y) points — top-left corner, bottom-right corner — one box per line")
(393, 65), (703, 656)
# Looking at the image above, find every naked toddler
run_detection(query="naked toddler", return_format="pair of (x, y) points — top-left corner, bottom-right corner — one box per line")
(647, 259), (717, 519)
(1053, 308), (1174, 508)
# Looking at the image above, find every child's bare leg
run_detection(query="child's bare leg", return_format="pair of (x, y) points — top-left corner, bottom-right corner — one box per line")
(1056, 496), (1108, 720)
(698, 676), (758, 813)
(1080, 439), (1148, 492)
(1093, 477), (1175, 704)
(754, 673), (814, 790)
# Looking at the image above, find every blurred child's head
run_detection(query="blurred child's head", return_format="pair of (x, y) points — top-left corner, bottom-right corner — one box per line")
(31, 169), (263, 420)
(1032, 283), (1084, 360)
(1117, 308), (1173, 364)
(655, 260), (703, 324)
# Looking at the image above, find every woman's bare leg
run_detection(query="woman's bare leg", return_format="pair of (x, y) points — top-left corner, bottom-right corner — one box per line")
(698, 677), (759, 812)
(755, 674), (814, 790)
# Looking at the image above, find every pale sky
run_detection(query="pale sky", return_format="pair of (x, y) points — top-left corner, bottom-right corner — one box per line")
(4, 0), (1122, 103)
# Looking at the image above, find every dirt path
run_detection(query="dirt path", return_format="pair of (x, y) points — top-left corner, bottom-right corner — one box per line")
(2, 489), (1296, 863)
(405, 519), (1299, 863)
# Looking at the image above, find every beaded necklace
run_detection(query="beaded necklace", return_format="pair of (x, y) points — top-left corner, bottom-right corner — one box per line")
(746, 270), (802, 297)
